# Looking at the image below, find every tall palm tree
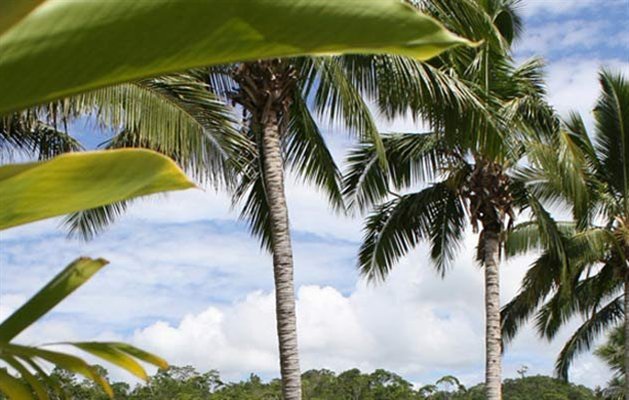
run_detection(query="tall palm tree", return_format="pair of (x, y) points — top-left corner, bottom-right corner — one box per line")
(343, 58), (554, 400)
(342, 1), (555, 399)
(207, 56), (482, 399)
(501, 70), (629, 398)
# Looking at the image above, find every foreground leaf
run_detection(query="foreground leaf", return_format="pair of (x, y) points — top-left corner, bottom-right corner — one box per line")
(0, 368), (32, 400)
(2, 343), (114, 397)
(0, 0), (472, 113)
(0, 149), (195, 229)
(0, 0), (44, 36)
(0, 257), (108, 342)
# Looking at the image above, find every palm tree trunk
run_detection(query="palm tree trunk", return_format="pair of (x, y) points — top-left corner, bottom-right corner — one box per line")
(625, 272), (629, 400)
(261, 112), (302, 400)
(482, 228), (502, 400)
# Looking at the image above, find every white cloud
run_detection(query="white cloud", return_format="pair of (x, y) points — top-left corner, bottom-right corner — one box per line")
(515, 19), (609, 57)
(132, 260), (483, 384)
(545, 57), (629, 125)
(519, 0), (598, 18)
(119, 235), (609, 387)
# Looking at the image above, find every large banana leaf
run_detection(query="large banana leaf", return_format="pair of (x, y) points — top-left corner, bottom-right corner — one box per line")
(0, 0), (472, 113)
(0, 149), (195, 230)
(0, 0), (44, 36)
(0, 257), (168, 399)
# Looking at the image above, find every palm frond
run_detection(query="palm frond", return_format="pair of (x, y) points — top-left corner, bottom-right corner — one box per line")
(0, 113), (83, 160)
(503, 220), (574, 258)
(61, 202), (130, 241)
(303, 57), (385, 162)
(72, 74), (239, 187)
(536, 259), (621, 341)
(594, 325), (624, 378)
(284, 94), (343, 211)
(230, 131), (273, 252)
(554, 295), (624, 381)
(358, 182), (464, 281)
(594, 69), (629, 208)
(501, 250), (563, 344)
(342, 132), (451, 213)
(368, 55), (485, 125)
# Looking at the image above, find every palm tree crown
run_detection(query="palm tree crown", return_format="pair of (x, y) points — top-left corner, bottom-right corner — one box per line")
(502, 70), (629, 386)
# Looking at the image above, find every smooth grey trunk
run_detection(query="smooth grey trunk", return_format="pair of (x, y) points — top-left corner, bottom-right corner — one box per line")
(261, 113), (302, 400)
(625, 273), (629, 400)
(482, 228), (502, 400)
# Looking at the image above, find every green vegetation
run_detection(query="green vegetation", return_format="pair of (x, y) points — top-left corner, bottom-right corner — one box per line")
(0, 366), (602, 400)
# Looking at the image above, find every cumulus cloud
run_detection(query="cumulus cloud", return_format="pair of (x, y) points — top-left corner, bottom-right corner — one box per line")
(132, 262), (483, 384)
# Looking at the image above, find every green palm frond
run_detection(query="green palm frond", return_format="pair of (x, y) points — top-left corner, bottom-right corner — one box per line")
(536, 258), (620, 340)
(498, 57), (557, 138)
(62, 202), (130, 241)
(342, 132), (451, 213)
(503, 220), (574, 258)
(358, 181), (465, 281)
(0, 113), (83, 160)
(231, 131), (273, 251)
(563, 112), (601, 173)
(419, 0), (512, 54)
(304, 57), (385, 162)
(527, 196), (569, 272)
(594, 325), (624, 378)
(501, 250), (563, 344)
(284, 95), (343, 211)
(554, 295), (624, 381)
(503, 226), (619, 347)
(368, 55), (485, 123)
(91, 75), (239, 186)
(517, 127), (595, 225)
(593, 70), (629, 208)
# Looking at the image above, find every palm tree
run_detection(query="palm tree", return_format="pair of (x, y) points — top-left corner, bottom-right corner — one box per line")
(342, 1), (554, 399)
(208, 56), (483, 399)
(343, 58), (554, 400)
(501, 70), (629, 398)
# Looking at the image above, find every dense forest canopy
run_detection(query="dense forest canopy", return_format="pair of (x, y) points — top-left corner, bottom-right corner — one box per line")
(0, 365), (605, 400)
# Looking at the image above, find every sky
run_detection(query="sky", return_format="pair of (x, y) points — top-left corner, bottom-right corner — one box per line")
(1, 0), (629, 391)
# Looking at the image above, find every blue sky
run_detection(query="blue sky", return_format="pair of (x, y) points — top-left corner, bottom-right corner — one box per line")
(1, 0), (628, 390)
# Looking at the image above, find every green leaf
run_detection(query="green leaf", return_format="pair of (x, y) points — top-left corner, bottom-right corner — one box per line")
(67, 343), (148, 381)
(105, 342), (169, 370)
(0, 368), (33, 400)
(21, 358), (65, 398)
(0, 149), (195, 230)
(2, 356), (48, 400)
(0, 257), (108, 342)
(0, 0), (44, 36)
(62, 342), (168, 381)
(0, 0), (473, 113)
(3, 343), (113, 397)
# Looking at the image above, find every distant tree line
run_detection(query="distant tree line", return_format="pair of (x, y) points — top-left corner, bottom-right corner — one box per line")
(0, 365), (610, 400)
